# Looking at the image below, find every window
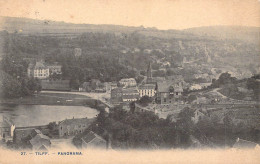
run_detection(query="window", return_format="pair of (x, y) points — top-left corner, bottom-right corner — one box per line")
(164, 98), (167, 102)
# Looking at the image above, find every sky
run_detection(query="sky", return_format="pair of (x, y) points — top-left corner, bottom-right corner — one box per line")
(0, 0), (260, 30)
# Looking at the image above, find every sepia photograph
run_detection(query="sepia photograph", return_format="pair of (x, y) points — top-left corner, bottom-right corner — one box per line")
(0, 0), (259, 163)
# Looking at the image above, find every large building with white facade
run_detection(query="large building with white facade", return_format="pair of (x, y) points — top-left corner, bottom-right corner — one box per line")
(27, 61), (50, 79)
(119, 78), (137, 88)
(28, 61), (63, 79)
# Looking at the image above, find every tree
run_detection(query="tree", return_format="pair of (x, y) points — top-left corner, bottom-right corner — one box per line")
(212, 72), (237, 88)
(176, 107), (195, 147)
(129, 102), (135, 113)
(137, 96), (152, 106)
(247, 77), (260, 100)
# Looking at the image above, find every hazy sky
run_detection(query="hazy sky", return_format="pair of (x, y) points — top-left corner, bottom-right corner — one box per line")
(0, 0), (260, 30)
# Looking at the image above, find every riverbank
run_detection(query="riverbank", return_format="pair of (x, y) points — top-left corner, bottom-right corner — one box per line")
(0, 92), (106, 110)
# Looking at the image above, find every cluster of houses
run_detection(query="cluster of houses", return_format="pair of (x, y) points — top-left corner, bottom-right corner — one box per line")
(110, 63), (185, 106)
(0, 116), (108, 150)
(79, 79), (113, 93)
(13, 128), (51, 150)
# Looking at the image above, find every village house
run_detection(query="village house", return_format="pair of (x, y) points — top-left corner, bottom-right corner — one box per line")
(122, 87), (140, 102)
(138, 84), (156, 98)
(27, 61), (50, 79)
(29, 131), (51, 150)
(13, 128), (35, 144)
(58, 117), (95, 137)
(119, 78), (137, 88)
(79, 79), (106, 92)
(81, 131), (107, 149)
(79, 82), (91, 92)
(191, 109), (208, 124)
(90, 79), (102, 90)
(111, 87), (140, 104)
(0, 116), (15, 141)
(105, 82), (118, 93)
(13, 128), (51, 150)
(111, 88), (123, 105)
(47, 62), (62, 75)
(156, 81), (183, 104)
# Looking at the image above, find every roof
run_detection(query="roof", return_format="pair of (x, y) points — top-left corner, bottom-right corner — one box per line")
(157, 82), (172, 92)
(166, 75), (184, 80)
(120, 78), (136, 82)
(81, 131), (106, 144)
(122, 94), (139, 99)
(29, 134), (51, 150)
(152, 77), (166, 82)
(138, 84), (156, 90)
(0, 116), (13, 127)
(30, 134), (50, 144)
(46, 64), (62, 68)
(28, 63), (35, 69)
(233, 138), (259, 149)
(174, 86), (183, 92)
(59, 117), (95, 127)
(14, 128), (35, 134)
(30, 129), (42, 138)
(111, 87), (122, 93)
(34, 61), (48, 69)
(122, 87), (139, 94)
(157, 81), (183, 93)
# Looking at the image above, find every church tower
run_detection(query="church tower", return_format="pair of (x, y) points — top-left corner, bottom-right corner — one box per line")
(146, 62), (153, 84)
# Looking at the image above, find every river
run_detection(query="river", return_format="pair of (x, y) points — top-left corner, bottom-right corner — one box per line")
(0, 104), (99, 127)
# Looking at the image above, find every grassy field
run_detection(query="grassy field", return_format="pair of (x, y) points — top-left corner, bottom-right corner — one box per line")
(0, 92), (98, 106)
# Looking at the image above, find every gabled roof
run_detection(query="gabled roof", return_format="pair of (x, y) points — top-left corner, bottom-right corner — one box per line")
(174, 86), (183, 92)
(157, 81), (172, 92)
(81, 131), (106, 144)
(59, 117), (95, 127)
(0, 117), (13, 128)
(119, 78), (136, 82)
(122, 87), (139, 94)
(29, 134), (51, 150)
(34, 61), (48, 69)
(122, 94), (139, 99)
(30, 134), (50, 145)
(233, 138), (259, 149)
(138, 84), (156, 90)
(30, 129), (42, 138)
(157, 81), (183, 93)
(111, 87), (122, 93)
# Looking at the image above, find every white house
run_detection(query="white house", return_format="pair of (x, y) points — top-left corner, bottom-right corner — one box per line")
(27, 61), (50, 79)
(119, 78), (137, 87)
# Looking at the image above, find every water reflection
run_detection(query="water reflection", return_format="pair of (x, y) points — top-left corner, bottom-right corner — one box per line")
(0, 104), (98, 127)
